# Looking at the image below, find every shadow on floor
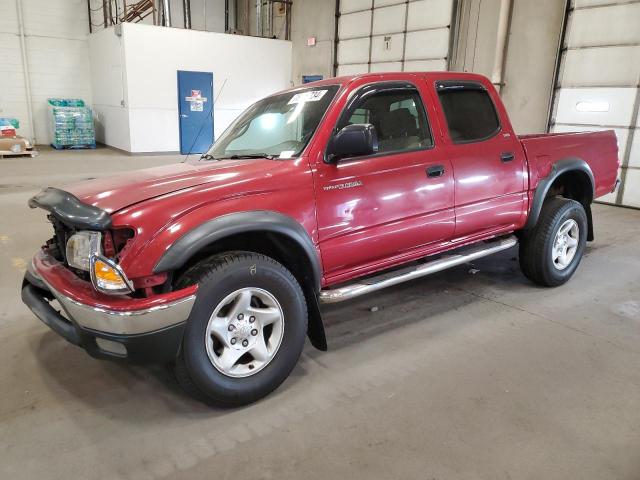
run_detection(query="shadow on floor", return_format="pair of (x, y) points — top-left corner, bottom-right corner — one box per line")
(27, 246), (541, 415)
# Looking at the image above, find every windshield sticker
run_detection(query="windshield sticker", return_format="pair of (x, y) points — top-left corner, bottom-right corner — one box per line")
(279, 150), (295, 159)
(288, 90), (328, 105)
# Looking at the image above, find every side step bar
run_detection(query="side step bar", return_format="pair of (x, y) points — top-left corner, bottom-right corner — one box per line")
(319, 235), (518, 304)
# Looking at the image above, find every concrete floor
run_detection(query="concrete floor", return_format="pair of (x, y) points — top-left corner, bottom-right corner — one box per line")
(1, 147), (640, 480)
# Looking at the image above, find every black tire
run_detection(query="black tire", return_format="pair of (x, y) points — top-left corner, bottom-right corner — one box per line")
(173, 251), (308, 407)
(519, 197), (588, 287)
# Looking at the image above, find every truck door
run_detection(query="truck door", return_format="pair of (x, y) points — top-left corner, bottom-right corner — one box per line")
(314, 82), (455, 282)
(434, 80), (527, 238)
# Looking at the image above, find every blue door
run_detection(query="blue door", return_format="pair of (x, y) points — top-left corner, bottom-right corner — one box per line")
(177, 70), (214, 154)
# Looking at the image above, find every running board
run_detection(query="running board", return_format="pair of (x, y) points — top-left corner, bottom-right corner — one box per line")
(318, 235), (518, 304)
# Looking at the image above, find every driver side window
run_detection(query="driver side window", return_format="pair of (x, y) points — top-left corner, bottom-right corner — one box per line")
(340, 89), (433, 154)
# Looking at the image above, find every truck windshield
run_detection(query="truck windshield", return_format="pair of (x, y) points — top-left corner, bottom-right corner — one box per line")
(204, 85), (340, 160)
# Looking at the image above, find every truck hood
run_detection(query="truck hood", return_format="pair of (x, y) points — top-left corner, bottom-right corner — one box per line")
(66, 159), (277, 213)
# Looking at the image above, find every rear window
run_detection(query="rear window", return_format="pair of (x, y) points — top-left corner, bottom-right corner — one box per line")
(437, 86), (500, 143)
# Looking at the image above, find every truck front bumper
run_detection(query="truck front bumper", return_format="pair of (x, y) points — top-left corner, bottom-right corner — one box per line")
(21, 250), (197, 364)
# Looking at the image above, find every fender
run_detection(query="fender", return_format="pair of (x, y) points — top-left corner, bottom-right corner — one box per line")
(154, 210), (327, 351)
(524, 157), (595, 232)
(153, 210), (322, 291)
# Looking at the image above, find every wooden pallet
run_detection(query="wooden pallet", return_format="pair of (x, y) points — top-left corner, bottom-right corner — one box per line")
(50, 143), (96, 150)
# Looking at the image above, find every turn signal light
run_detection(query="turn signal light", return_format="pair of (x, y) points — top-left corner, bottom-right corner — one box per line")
(90, 255), (133, 295)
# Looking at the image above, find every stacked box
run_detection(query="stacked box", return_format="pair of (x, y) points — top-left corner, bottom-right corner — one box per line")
(0, 118), (19, 138)
(0, 117), (20, 129)
(48, 99), (96, 149)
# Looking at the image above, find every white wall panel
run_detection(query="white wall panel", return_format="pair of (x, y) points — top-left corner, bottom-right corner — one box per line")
(0, 0), (92, 144)
(336, 0), (453, 74)
(553, 0), (640, 207)
(340, 0), (373, 14)
(573, 0), (622, 7)
(566, 3), (640, 48)
(407, 0), (453, 30)
(370, 61), (403, 72)
(339, 10), (373, 39)
(371, 33), (404, 62)
(404, 28), (449, 60)
(622, 169), (640, 207)
(91, 22), (291, 152)
(560, 46), (640, 87)
(372, 4), (406, 35)
(22, 0), (88, 40)
(28, 35), (93, 144)
(0, 33), (29, 137)
(337, 37), (371, 64)
(403, 58), (447, 71)
(0, 2), (19, 34)
(337, 63), (369, 76)
(88, 28), (129, 150)
(0, 33), (25, 98)
(554, 88), (637, 127)
(596, 188), (618, 205)
(375, 0), (405, 6)
(628, 136), (640, 169)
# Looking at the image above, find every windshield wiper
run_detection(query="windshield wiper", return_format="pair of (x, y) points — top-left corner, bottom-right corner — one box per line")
(200, 153), (215, 160)
(215, 153), (276, 160)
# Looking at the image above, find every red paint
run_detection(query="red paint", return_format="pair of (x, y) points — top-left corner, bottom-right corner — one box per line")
(36, 72), (618, 306)
(519, 130), (620, 198)
(33, 250), (197, 312)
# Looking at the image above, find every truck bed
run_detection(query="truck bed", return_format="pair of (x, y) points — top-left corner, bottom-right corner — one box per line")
(519, 130), (619, 199)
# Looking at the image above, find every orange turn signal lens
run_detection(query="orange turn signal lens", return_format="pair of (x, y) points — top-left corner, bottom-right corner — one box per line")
(91, 256), (132, 294)
(94, 259), (123, 282)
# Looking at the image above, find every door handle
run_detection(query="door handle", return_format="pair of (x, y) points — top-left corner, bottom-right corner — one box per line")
(426, 165), (445, 178)
(180, 114), (188, 118)
(501, 152), (515, 162)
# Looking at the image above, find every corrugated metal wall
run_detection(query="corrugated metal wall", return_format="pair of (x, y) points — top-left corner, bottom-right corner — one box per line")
(335, 0), (455, 76)
(550, 0), (640, 207)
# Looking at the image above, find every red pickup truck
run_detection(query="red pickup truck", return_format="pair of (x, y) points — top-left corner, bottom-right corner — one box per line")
(22, 72), (619, 406)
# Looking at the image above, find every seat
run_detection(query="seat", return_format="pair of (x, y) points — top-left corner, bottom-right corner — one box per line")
(377, 108), (420, 152)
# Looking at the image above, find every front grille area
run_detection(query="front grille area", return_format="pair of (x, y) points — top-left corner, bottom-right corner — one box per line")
(43, 216), (135, 282)
(44, 215), (93, 281)
(45, 214), (74, 264)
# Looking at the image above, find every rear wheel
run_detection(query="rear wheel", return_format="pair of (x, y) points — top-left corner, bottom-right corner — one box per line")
(519, 197), (588, 287)
(174, 251), (308, 407)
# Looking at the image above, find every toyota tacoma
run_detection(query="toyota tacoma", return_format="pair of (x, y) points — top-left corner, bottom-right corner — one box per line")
(22, 72), (620, 406)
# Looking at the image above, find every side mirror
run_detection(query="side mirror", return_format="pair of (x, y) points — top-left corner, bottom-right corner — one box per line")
(326, 123), (378, 163)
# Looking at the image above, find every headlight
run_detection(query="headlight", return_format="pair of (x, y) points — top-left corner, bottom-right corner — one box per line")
(10, 143), (22, 153)
(66, 231), (133, 295)
(90, 255), (133, 294)
(66, 232), (101, 271)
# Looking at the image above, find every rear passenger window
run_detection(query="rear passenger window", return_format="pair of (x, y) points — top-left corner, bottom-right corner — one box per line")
(437, 84), (500, 143)
(340, 89), (433, 154)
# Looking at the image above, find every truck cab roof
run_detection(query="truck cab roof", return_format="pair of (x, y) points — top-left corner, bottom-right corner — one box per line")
(288, 71), (494, 90)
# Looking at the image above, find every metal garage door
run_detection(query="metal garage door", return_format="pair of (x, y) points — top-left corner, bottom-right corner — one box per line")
(550, 0), (640, 207)
(336, 0), (455, 76)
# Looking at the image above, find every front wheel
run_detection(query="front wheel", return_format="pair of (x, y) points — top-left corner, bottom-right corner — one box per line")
(174, 252), (308, 407)
(519, 197), (588, 287)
